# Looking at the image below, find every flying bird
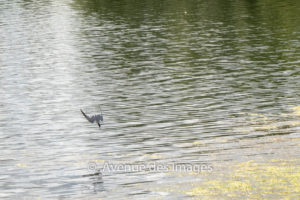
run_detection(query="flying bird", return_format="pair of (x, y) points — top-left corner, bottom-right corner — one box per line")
(81, 108), (104, 128)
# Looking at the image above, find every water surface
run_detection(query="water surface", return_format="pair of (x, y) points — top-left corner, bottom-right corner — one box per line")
(0, 0), (299, 199)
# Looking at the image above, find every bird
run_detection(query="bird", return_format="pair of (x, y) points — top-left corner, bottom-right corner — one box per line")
(81, 108), (104, 128)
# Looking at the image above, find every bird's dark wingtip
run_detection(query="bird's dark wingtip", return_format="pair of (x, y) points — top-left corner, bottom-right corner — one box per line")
(80, 109), (86, 115)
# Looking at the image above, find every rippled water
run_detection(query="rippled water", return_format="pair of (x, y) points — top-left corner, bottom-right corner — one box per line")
(0, 0), (300, 199)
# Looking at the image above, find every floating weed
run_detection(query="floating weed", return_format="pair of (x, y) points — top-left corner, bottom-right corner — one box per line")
(183, 159), (300, 199)
(144, 154), (164, 159)
(253, 125), (277, 131)
(291, 121), (300, 126)
(291, 105), (300, 116)
(16, 163), (28, 168)
(232, 105), (300, 134)
(192, 141), (203, 147)
(193, 141), (202, 145)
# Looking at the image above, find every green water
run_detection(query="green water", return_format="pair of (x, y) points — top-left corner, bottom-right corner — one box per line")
(0, 0), (299, 199)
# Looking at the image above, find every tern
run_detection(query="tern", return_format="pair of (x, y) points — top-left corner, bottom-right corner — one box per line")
(81, 108), (104, 128)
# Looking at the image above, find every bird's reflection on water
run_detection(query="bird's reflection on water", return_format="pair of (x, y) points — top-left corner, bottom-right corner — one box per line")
(82, 170), (104, 194)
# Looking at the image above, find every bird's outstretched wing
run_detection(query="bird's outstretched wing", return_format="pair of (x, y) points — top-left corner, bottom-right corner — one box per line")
(81, 109), (95, 123)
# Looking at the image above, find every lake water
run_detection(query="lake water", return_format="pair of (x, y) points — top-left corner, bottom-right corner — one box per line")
(0, 0), (299, 199)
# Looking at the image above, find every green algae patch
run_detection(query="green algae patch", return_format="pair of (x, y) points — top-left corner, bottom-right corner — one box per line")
(184, 160), (300, 199)
(231, 106), (300, 135)
(292, 105), (300, 116)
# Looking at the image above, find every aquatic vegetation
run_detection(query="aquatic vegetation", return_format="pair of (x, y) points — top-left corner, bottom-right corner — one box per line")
(144, 154), (164, 159)
(231, 106), (300, 134)
(192, 141), (202, 146)
(292, 105), (300, 116)
(151, 106), (300, 199)
(16, 163), (28, 168)
(184, 160), (300, 199)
